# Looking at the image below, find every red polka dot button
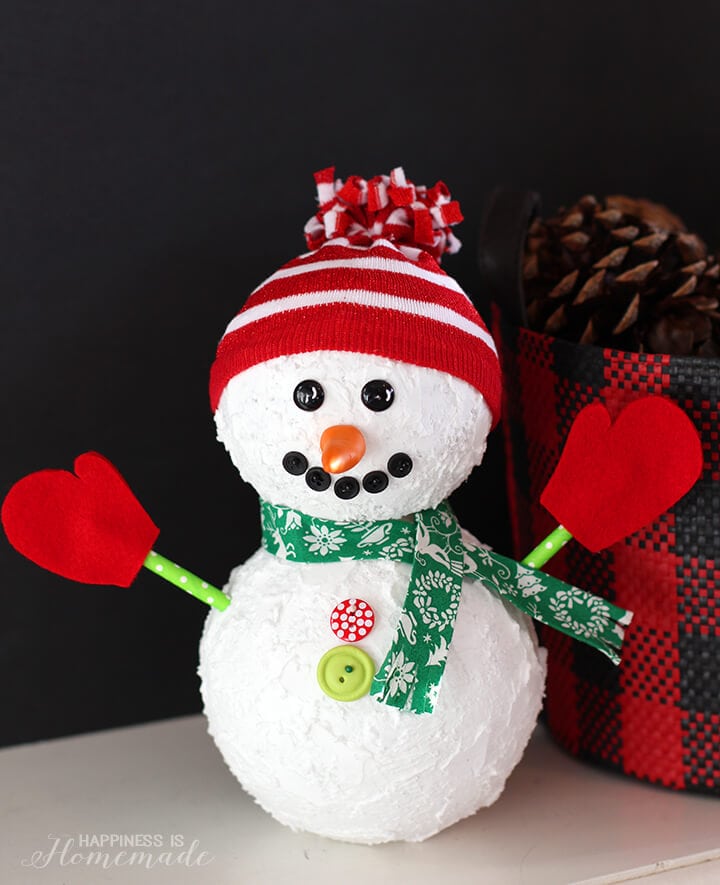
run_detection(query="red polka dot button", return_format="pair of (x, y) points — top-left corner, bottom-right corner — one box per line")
(330, 598), (375, 643)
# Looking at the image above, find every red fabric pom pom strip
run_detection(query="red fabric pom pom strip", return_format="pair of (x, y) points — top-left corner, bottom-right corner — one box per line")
(304, 166), (464, 263)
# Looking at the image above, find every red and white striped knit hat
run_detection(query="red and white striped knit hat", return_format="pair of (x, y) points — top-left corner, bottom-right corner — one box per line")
(209, 167), (501, 424)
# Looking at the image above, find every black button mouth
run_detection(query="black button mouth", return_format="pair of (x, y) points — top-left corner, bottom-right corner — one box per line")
(334, 477), (360, 499)
(284, 452), (403, 498)
(306, 467), (331, 492)
(282, 451), (309, 476)
(387, 453), (413, 478)
(362, 471), (389, 494)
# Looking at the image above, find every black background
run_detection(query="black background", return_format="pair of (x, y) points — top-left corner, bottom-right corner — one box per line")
(3, 0), (720, 747)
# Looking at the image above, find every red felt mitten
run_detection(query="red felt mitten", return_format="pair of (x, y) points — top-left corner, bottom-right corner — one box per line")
(541, 397), (703, 552)
(2, 452), (159, 586)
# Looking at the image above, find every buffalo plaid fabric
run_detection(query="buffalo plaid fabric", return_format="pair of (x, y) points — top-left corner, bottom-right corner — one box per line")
(497, 315), (720, 795)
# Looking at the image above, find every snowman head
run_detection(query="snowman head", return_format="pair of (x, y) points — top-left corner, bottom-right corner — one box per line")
(210, 168), (501, 521)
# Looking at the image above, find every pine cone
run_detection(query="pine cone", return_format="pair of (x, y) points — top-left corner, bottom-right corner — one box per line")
(523, 195), (720, 356)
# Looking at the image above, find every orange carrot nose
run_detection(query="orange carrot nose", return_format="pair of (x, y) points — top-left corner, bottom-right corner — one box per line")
(320, 425), (366, 474)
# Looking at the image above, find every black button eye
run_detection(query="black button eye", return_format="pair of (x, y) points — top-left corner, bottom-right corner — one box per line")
(361, 380), (394, 411)
(294, 380), (325, 411)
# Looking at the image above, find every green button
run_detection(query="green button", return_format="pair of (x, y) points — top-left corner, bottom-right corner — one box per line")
(317, 645), (375, 702)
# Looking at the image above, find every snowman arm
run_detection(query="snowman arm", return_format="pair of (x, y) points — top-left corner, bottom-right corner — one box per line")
(143, 551), (230, 611)
(520, 525), (573, 570)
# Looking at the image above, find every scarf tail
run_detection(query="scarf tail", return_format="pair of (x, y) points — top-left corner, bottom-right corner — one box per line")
(469, 549), (633, 666)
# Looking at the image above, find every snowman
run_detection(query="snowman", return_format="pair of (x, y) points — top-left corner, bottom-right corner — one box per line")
(3, 167), (645, 846)
(198, 168), (547, 843)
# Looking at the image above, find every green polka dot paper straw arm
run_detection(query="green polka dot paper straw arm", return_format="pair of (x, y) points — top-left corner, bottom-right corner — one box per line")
(143, 551), (230, 611)
(521, 525), (573, 570)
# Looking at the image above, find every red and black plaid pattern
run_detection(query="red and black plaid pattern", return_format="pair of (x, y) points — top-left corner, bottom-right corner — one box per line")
(498, 319), (720, 795)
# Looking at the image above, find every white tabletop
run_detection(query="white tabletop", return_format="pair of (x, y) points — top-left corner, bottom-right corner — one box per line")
(2, 716), (720, 885)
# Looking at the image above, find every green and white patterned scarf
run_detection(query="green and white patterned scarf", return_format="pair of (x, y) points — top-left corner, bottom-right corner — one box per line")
(261, 500), (631, 715)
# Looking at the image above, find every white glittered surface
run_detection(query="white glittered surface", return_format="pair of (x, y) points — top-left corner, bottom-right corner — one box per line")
(214, 352), (492, 522)
(199, 542), (546, 843)
(200, 351), (545, 843)
(203, 350), (546, 843)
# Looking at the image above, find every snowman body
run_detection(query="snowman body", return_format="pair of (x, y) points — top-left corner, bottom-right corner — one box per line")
(199, 351), (547, 843)
(199, 545), (545, 843)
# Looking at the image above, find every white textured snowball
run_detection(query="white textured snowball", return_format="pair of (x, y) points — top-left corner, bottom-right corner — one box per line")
(199, 538), (546, 844)
(202, 350), (547, 844)
(214, 352), (493, 522)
